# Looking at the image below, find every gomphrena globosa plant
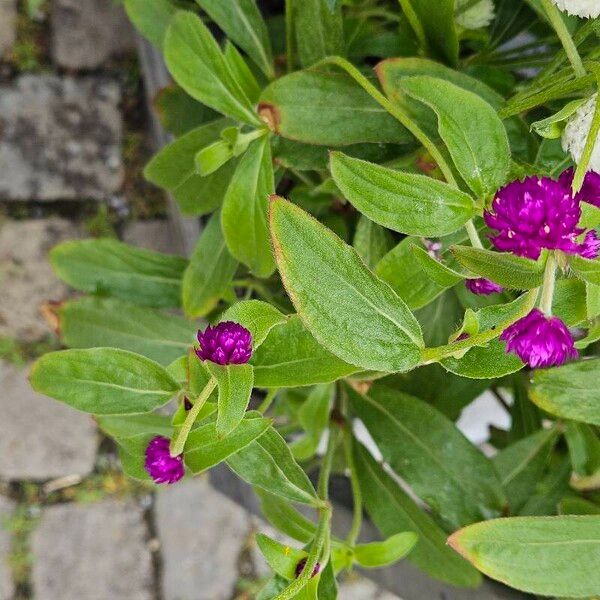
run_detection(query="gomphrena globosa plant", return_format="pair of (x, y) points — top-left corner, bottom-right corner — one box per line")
(30, 1), (600, 597)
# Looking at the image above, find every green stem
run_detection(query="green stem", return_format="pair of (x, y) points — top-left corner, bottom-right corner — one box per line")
(343, 428), (363, 547)
(396, 0), (428, 53)
(465, 219), (484, 249)
(170, 378), (217, 457)
(285, 0), (294, 73)
(540, 0), (586, 78)
(257, 389), (278, 414)
(539, 253), (557, 316)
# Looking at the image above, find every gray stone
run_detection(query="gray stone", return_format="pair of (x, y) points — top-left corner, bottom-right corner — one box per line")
(51, 0), (135, 70)
(0, 75), (123, 201)
(0, 496), (14, 600)
(339, 574), (403, 600)
(122, 220), (176, 254)
(0, 217), (82, 342)
(155, 477), (250, 600)
(0, 361), (98, 481)
(0, 0), (16, 58)
(32, 500), (153, 600)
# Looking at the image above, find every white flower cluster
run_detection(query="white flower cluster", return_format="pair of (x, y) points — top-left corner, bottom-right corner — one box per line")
(562, 94), (600, 172)
(551, 0), (600, 18)
(455, 0), (495, 29)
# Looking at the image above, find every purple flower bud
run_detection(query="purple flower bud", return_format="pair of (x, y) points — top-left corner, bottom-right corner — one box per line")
(465, 278), (504, 296)
(295, 558), (321, 579)
(579, 230), (600, 259)
(183, 397), (193, 411)
(559, 167), (600, 208)
(196, 321), (253, 365)
(500, 308), (578, 369)
(423, 238), (442, 260)
(144, 436), (184, 485)
(484, 176), (583, 260)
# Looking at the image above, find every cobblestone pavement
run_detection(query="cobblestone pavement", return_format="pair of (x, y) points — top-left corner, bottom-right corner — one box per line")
(0, 3), (400, 599)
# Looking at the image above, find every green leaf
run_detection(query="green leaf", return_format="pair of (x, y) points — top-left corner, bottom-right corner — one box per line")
(227, 426), (319, 505)
(530, 359), (600, 425)
(50, 239), (187, 309)
(223, 42), (262, 103)
(270, 196), (423, 372)
(330, 152), (476, 237)
(352, 215), (394, 270)
(448, 516), (600, 597)
(570, 255), (600, 286)
(400, 76), (510, 197)
(257, 491), (317, 544)
(531, 98), (587, 139)
(559, 497), (600, 516)
(222, 136), (276, 278)
(354, 443), (481, 588)
(409, 0), (458, 65)
(184, 413), (270, 473)
(256, 534), (307, 580)
(196, 0), (274, 78)
(451, 246), (545, 289)
(124, 0), (176, 48)
(30, 348), (179, 415)
(206, 362), (254, 436)
(164, 11), (260, 125)
(565, 422), (600, 490)
(291, 384), (332, 460)
(354, 533), (418, 569)
(56, 297), (196, 366)
(259, 70), (411, 146)
(144, 119), (237, 216)
(348, 383), (506, 529)
(182, 212), (239, 318)
(412, 245), (468, 287)
(251, 316), (359, 388)
(220, 300), (286, 349)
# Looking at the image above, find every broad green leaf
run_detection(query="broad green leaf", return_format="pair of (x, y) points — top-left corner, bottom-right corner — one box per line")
(400, 76), (510, 197)
(223, 42), (262, 103)
(412, 245), (468, 287)
(57, 297), (196, 366)
(570, 255), (600, 286)
(144, 119), (237, 216)
(227, 426), (319, 505)
(184, 413), (270, 473)
(354, 443), (481, 588)
(220, 300), (287, 349)
(330, 153), (476, 236)
(251, 316), (360, 388)
(291, 384), (332, 461)
(559, 497), (600, 515)
(531, 98), (587, 139)
(448, 516), (600, 597)
(257, 490), (317, 544)
(353, 215), (394, 270)
(259, 71), (412, 146)
(222, 136), (276, 278)
(553, 279), (588, 326)
(349, 383), (506, 529)
(565, 422), (600, 490)
(493, 428), (560, 513)
(530, 359), (600, 425)
(124, 0), (175, 48)
(206, 362), (254, 436)
(182, 212), (239, 318)
(256, 534), (307, 580)
(409, 0), (458, 65)
(30, 348), (179, 415)
(50, 239), (187, 309)
(354, 533), (418, 569)
(164, 11), (260, 125)
(97, 413), (173, 441)
(196, 0), (274, 78)
(451, 246), (545, 289)
(270, 197), (423, 372)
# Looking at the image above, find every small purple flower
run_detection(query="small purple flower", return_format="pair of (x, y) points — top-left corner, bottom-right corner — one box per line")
(500, 308), (578, 369)
(485, 176), (583, 260)
(559, 167), (600, 208)
(579, 230), (600, 259)
(196, 321), (252, 365)
(144, 436), (184, 485)
(295, 558), (321, 579)
(465, 278), (504, 296)
(423, 238), (442, 260)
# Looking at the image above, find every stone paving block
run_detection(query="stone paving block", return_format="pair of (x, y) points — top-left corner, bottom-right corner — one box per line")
(155, 477), (250, 600)
(51, 0), (135, 70)
(31, 500), (153, 600)
(0, 361), (98, 481)
(0, 75), (123, 201)
(0, 496), (14, 600)
(0, 217), (81, 342)
(0, 0), (16, 58)
(122, 220), (176, 254)
(339, 574), (403, 599)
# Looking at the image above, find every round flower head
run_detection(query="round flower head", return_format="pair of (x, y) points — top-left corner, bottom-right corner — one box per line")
(196, 321), (252, 365)
(484, 176), (583, 259)
(550, 0), (600, 18)
(295, 558), (321, 579)
(144, 436), (184, 485)
(558, 167), (600, 208)
(455, 0), (495, 29)
(465, 278), (503, 296)
(562, 94), (600, 172)
(500, 308), (578, 369)
(579, 230), (600, 259)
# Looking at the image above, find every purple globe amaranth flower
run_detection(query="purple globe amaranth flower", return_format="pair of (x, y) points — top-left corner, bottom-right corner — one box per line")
(295, 558), (321, 579)
(500, 308), (578, 369)
(558, 167), (600, 208)
(144, 436), (184, 485)
(579, 230), (600, 259)
(485, 176), (583, 260)
(196, 321), (252, 365)
(465, 278), (504, 296)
